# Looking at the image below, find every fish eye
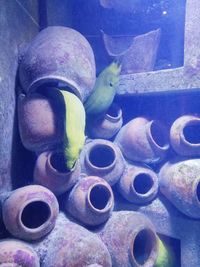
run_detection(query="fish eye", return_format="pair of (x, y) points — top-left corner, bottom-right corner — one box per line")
(109, 82), (113, 87)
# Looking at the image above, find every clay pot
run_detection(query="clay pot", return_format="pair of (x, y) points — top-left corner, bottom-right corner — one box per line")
(34, 150), (81, 196)
(98, 211), (158, 267)
(18, 93), (64, 152)
(19, 26), (96, 102)
(117, 163), (158, 204)
(80, 139), (125, 186)
(170, 114), (200, 156)
(65, 176), (114, 226)
(159, 158), (200, 219)
(2, 185), (59, 240)
(0, 239), (40, 266)
(115, 117), (169, 164)
(33, 212), (112, 267)
(87, 103), (123, 139)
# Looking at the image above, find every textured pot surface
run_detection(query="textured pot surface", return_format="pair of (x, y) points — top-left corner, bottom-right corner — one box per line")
(19, 26), (96, 102)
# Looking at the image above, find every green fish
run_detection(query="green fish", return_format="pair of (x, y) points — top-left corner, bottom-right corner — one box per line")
(155, 237), (174, 267)
(84, 61), (121, 117)
(59, 89), (86, 170)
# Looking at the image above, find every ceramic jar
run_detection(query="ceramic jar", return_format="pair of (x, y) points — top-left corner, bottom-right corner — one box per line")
(117, 163), (158, 204)
(0, 239), (40, 267)
(98, 211), (158, 267)
(65, 176), (114, 226)
(19, 26), (96, 102)
(87, 103), (123, 139)
(115, 117), (169, 164)
(170, 114), (200, 156)
(2, 185), (59, 240)
(34, 150), (81, 196)
(159, 158), (200, 218)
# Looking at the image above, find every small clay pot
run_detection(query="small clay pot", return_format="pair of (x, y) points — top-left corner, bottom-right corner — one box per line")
(34, 151), (81, 196)
(19, 26), (96, 102)
(98, 211), (158, 267)
(65, 176), (114, 226)
(80, 139), (125, 186)
(2, 185), (59, 240)
(18, 93), (64, 152)
(0, 239), (40, 267)
(170, 114), (200, 156)
(115, 117), (169, 164)
(87, 103), (123, 139)
(159, 158), (200, 219)
(117, 163), (158, 204)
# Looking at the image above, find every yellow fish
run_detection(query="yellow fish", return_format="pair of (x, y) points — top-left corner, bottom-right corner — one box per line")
(155, 237), (174, 267)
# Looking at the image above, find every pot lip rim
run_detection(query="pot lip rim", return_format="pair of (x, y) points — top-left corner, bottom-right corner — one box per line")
(180, 117), (200, 147)
(192, 178), (200, 206)
(105, 103), (122, 122)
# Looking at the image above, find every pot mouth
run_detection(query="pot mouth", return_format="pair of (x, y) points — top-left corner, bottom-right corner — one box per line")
(181, 120), (200, 146)
(87, 183), (113, 213)
(105, 103), (122, 121)
(86, 143), (116, 170)
(48, 151), (75, 174)
(131, 173), (155, 196)
(193, 178), (200, 205)
(130, 228), (157, 266)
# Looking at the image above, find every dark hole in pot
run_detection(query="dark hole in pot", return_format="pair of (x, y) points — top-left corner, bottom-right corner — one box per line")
(183, 123), (200, 144)
(133, 229), (154, 265)
(150, 121), (168, 147)
(89, 185), (111, 210)
(50, 152), (71, 172)
(107, 103), (120, 118)
(133, 173), (153, 194)
(196, 182), (200, 202)
(89, 145), (115, 167)
(21, 201), (50, 229)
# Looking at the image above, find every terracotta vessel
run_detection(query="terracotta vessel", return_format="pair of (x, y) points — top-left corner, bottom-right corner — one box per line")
(159, 158), (200, 219)
(80, 139), (125, 186)
(33, 212), (112, 267)
(98, 211), (158, 267)
(87, 103), (123, 139)
(0, 239), (40, 267)
(2, 185), (59, 240)
(117, 163), (158, 204)
(65, 176), (114, 226)
(34, 150), (81, 196)
(18, 93), (64, 152)
(115, 117), (169, 164)
(19, 26), (96, 102)
(170, 114), (200, 156)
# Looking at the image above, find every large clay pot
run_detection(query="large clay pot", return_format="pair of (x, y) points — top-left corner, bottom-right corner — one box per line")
(19, 26), (96, 102)
(170, 114), (200, 156)
(34, 150), (81, 196)
(159, 158), (200, 219)
(33, 212), (112, 267)
(115, 117), (169, 164)
(65, 176), (114, 226)
(0, 239), (40, 267)
(117, 163), (158, 204)
(98, 211), (158, 267)
(87, 103), (123, 139)
(80, 139), (125, 186)
(18, 93), (64, 152)
(2, 185), (59, 240)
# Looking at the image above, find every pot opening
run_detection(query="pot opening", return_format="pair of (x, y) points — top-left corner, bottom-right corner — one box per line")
(183, 123), (200, 144)
(89, 185), (111, 210)
(107, 103), (120, 118)
(89, 144), (115, 168)
(132, 229), (155, 265)
(50, 152), (71, 173)
(150, 121), (168, 148)
(196, 181), (200, 203)
(21, 201), (51, 229)
(133, 174), (153, 195)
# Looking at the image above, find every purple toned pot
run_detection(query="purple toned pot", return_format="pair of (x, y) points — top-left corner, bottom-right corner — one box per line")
(159, 158), (200, 219)
(33, 212), (112, 267)
(19, 26), (96, 102)
(170, 115), (200, 156)
(34, 150), (81, 196)
(117, 163), (158, 204)
(87, 103), (123, 139)
(2, 185), (59, 241)
(80, 139), (125, 186)
(115, 117), (169, 164)
(0, 239), (40, 266)
(65, 176), (114, 226)
(18, 93), (64, 152)
(98, 211), (158, 267)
